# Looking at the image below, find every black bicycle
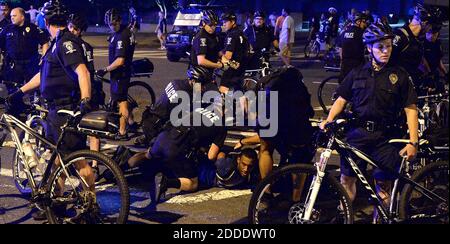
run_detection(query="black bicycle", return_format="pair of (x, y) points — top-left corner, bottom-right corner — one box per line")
(96, 58), (156, 124)
(0, 101), (130, 224)
(248, 119), (448, 224)
(317, 67), (341, 114)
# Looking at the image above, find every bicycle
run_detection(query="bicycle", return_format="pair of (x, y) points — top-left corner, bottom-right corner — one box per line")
(317, 66), (341, 115)
(95, 58), (156, 124)
(248, 119), (448, 224)
(0, 101), (130, 224)
(241, 49), (275, 92)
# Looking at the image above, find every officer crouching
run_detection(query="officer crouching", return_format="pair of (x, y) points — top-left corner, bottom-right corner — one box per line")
(321, 22), (419, 222)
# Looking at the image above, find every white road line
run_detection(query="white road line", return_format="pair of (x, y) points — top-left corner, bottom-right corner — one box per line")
(312, 81), (339, 85)
(165, 189), (252, 204)
(0, 168), (13, 177)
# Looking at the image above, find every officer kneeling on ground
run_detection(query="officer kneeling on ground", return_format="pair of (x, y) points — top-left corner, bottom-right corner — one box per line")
(144, 105), (227, 207)
(6, 0), (95, 221)
(321, 22), (419, 222)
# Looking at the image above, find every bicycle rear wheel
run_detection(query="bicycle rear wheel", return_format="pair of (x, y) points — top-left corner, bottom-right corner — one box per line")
(318, 76), (340, 115)
(248, 164), (353, 224)
(399, 161), (449, 224)
(46, 150), (129, 224)
(127, 81), (155, 124)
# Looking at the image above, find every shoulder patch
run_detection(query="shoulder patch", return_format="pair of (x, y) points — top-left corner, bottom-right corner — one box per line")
(200, 38), (207, 47)
(63, 41), (77, 54)
(117, 40), (123, 49)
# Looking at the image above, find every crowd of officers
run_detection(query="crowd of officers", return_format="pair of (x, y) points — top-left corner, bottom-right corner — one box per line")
(0, 0), (448, 222)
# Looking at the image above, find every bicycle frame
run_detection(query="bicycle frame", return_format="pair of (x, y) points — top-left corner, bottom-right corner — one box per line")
(0, 111), (89, 199)
(301, 127), (447, 224)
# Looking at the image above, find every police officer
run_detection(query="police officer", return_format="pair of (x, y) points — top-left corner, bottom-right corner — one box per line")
(146, 105), (228, 205)
(68, 13), (105, 160)
(243, 11), (279, 69)
(423, 24), (448, 92)
(338, 12), (368, 81)
(0, 8), (50, 91)
(97, 8), (136, 139)
(392, 4), (438, 89)
(219, 11), (249, 94)
(7, 0), (95, 221)
(0, 1), (10, 32)
(321, 22), (419, 221)
(190, 10), (223, 75)
(128, 66), (221, 167)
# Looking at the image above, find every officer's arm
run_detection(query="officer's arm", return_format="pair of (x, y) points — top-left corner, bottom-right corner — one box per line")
(198, 55), (222, 69)
(106, 57), (125, 72)
(41, 42), (49, 56)
(74, 63), (92, 100)
(208, 143), (221, 161)
(19, 72), (41, 94)
(404, 105), (419, 144)
(222, 51), (233, 62)
(323, 97), (348, 125)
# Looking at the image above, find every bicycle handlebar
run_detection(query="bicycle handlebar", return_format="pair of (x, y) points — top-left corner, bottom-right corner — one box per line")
(417, 93), (449, 101)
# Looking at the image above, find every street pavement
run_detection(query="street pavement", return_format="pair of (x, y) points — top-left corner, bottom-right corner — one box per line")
(0, 26), (448, 224)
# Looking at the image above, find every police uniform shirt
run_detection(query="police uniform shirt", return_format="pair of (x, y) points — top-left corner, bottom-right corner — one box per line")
(244, 25), (275, 53)
(424, 39), (443, 72)
(392, 25), (424, 78)
(190, 28), (220, 68)
(338, 25), (365, 64)
(336, 62), (418, 122)
(108, 25), (136, 79)
(40, 29), (85, 101)
(80, 39), (94, 75)
(179, 107), (227, 149)
(0, 22), (50, 60)
(223, 26), (248, 64)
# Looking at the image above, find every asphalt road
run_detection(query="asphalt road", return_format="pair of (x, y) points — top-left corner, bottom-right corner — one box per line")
(0, 26), (448, 224)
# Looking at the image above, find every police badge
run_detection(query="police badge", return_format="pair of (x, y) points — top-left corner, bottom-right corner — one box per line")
(25, 27), (31, 33)
(389, 73), (398, 85)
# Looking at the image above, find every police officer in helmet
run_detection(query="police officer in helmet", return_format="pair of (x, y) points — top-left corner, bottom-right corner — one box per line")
(321, 22), (419, 222)
(219, 11), (249, 94)
(97, 8), (136, 139)
(338, 12), (369, 81)
(392, 3), (439, 90)
(0, 7), (50, 92)
(190, 10), (224, 75)
(128, 66), (221, 168)
(7, 0), (95, 220)
(0, 1), (10, 32)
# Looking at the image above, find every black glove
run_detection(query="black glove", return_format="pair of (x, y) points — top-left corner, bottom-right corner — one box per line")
(80, 98), (93, 115)
(95, 68), (108, 78)
(5, 89), (25, 112)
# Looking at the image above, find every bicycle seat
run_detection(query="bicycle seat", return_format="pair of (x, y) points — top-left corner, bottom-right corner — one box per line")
(388, 139), (429, 146)
(57, 110), (81, 118)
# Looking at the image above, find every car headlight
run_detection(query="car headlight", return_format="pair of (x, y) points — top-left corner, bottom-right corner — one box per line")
(181, 35), (190, 43)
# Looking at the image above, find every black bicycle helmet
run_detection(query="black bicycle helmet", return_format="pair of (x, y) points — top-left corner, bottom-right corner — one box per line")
(104, 8), (122, 26)
(187, 66), (213, 84)
(68, 13), (89, 32)
(353, 12), (368, 23)
(221, 11), (237, 22)
(414, 3), (432, 22)
(202, 10), (219, 26)
(254, 11), (266, 19)
(42, 0), (68, 26)
(363, 22), (394, 44)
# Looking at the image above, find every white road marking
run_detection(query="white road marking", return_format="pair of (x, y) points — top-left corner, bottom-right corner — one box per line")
(0, 168), (13, 177)
(165, 189), (252, 204)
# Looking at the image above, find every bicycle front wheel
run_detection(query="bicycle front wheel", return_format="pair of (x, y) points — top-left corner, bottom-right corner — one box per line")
(46, 150), (130, 224)
(248, 164), (353, 224)
(399, 161), (449, 224)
